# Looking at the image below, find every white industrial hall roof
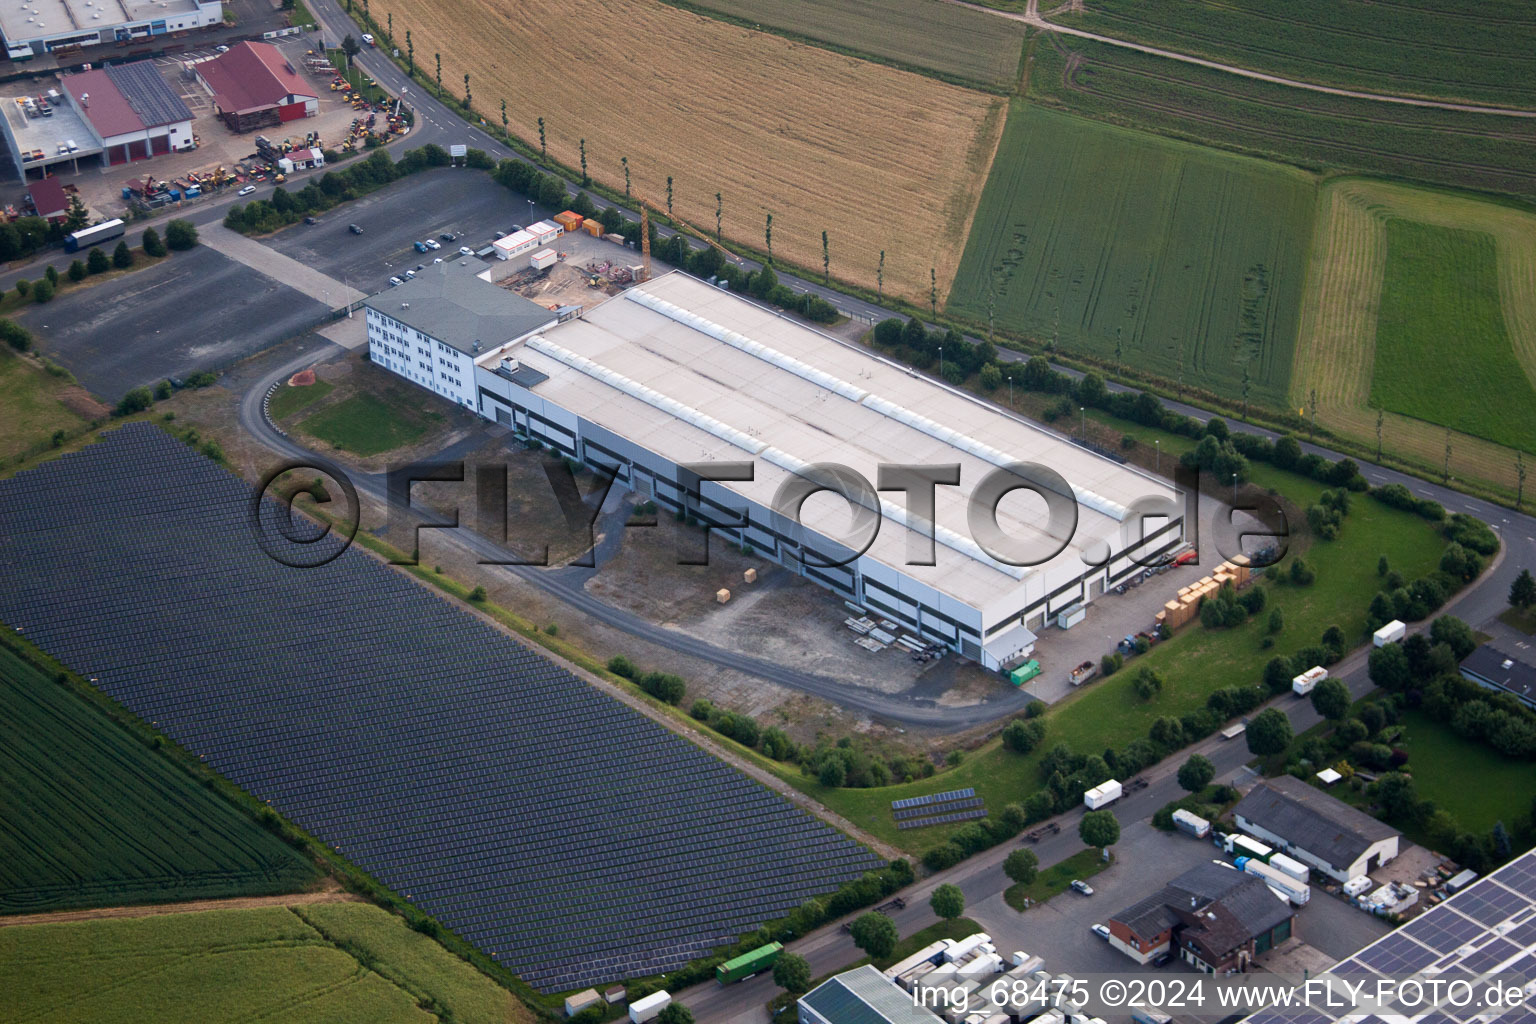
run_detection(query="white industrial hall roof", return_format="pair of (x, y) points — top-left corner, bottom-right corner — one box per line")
(497, 272), (1180, 619)
(0, 0), (207, 44)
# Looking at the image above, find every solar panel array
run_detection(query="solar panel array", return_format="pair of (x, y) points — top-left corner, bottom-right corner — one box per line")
(891, 788), (976, 811)
(896, 807), (989, 831)
(890, 788), (986, 829)
(0, 425), (880, 991)
(892, 798), (984, 821)
(1243, 848), (1536, 1024)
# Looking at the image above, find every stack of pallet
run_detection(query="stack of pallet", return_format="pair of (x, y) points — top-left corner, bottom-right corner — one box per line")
(1157, 555), (1254, 631)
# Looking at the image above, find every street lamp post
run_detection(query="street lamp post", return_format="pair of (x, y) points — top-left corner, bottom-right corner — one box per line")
(938, 346), (943, 378)
(1007, 374), (1013, 408)
(1080, 406), (1085, 438)
(526, 199), (534, 224)
(1154, 438), (1160, 473)
(1232, 473), (1238, 504)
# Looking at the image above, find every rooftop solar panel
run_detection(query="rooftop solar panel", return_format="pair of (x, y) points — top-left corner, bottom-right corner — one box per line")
(1241, 848), (1536, 1024)
(0, 425), (880, 989)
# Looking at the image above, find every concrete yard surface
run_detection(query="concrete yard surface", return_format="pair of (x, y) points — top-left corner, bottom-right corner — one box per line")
(201, 223), (365, 308)
(16, 246), (327, 401)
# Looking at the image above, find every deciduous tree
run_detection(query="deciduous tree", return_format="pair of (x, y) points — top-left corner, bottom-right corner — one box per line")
(849, 912), (898, 959)
(1177, 754), (1215, 793)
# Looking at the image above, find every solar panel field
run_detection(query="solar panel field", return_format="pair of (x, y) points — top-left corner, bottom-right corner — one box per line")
(0, 645), (318, 916)
(0, 902), (532, 1024)
(1051, 0), (1536, 110)
(673, 0), (1027, 90)
(0, 425), (880, 991)
(947, 102), (1315, 405)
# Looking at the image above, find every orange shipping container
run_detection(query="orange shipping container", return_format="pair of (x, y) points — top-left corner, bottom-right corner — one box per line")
(583, 219), (603, 236)
(553, 210), (583, 230)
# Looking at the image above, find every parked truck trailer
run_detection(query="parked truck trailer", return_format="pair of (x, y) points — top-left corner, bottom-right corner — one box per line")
(1084, 779), (1122, 810)
(1235, 856), (1310, 905)
(716, 942), (781, 984)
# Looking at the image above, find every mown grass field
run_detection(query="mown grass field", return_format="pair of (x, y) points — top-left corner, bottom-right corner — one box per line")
(373, 0), (1005, 301)
(1371, 220), (1536, 453)
(767, 457), (1447, 854)
(1023, 35), (1536, 201)
(674, 0), (1026, 90)
(0, 646), (318, 915)
(1392, 710), (1536, 834)
(297, 391), (438, 456)
(1291, 179), (1536, 494)
(267, 378), (334, 420)
(0, 348), (91, 458)
(1004, 848), (1109, 911)
(1050, 0), (1536, 110)
(947, 102), (1314, 405)
(0, 902), (531, 1024)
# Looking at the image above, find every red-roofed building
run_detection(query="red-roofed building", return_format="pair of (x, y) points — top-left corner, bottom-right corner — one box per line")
(27, 176), (69, 222)
(62, 63), (195, 166)
(194, 42), (318, 133)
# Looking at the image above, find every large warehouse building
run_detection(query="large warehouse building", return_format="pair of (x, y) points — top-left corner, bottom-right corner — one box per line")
(366, 266), (1185, 671)
(3, 60), (193, 179)
(0, 0), (222, 60)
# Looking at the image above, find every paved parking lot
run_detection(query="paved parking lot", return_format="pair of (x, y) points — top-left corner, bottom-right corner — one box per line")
(257, 167), (548, 292)
(959, 821), (1391, 978)
(17, 246), (326, 400)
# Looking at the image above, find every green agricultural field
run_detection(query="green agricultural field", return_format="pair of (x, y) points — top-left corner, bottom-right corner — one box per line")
(1024, 37), (1536, 201)
(948, 102), (1314, 405)
(1050, 0), (1536, 110)
(0, 646), (318, 914)
(0, 902), (531, 1024)
(1371, 221), (1536, 454)
(298, 391), (438, 456)
(768, 433), (1447, 855)
(267, 378), (335, 420)
(673, 0), (1026, 90)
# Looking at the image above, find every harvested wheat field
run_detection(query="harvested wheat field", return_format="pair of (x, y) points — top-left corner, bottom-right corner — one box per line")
(378, 0), (1005, 300)
(1293, 177), (1536, 495)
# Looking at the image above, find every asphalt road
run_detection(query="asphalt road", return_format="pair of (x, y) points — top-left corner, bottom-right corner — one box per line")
(17, 246), (326, 400)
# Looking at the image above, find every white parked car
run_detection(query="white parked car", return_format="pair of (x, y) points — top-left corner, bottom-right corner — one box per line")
(1071, 880), (1095, 896)
(237, 185), (256, 196)
(403, 269), (416, 279)
(424, 238), (441, 250)
(1091, 923), (1110, 941)
(458, 246), (474, 257)
(433, 257), (443, 263)
(388, 276), (403, 286)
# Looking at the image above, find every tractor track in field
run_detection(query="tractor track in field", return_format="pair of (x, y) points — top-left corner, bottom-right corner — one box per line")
(952, 0), (1536, 118)
(0, 885), (360, 929)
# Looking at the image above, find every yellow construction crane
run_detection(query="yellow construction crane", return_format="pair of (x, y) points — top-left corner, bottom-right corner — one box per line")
(635, 195), (742, 284)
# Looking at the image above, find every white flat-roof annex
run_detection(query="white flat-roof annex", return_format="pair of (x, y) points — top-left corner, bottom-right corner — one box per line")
(491, 272), (1180, 621)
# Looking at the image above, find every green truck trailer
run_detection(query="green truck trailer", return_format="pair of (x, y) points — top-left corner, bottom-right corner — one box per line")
(716, 942), (782, 984)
